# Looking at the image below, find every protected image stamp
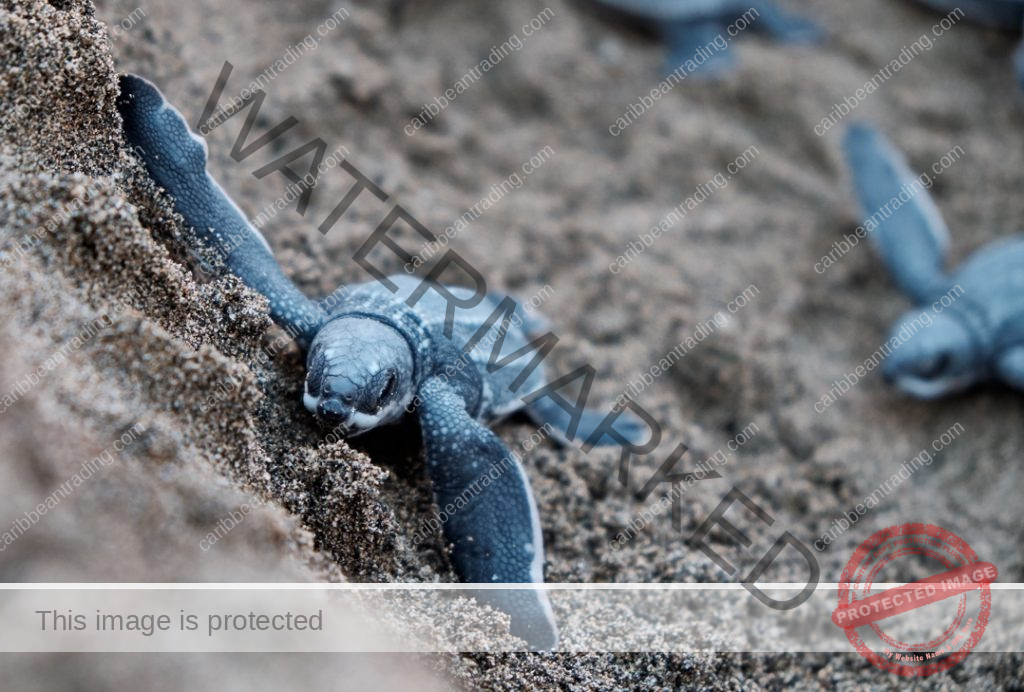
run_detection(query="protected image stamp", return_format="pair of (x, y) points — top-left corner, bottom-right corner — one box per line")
(831, 523), (997, 677)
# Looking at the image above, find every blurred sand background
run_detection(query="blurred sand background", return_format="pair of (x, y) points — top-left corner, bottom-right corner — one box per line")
(2, 0), (1024, 687)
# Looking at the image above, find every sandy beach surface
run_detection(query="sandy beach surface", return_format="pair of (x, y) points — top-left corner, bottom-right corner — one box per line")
(2, 0), (1024, 687)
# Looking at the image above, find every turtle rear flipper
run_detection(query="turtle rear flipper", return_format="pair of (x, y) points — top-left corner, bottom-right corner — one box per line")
(525, 395), (651, 448)
(843, 123), (951, 304)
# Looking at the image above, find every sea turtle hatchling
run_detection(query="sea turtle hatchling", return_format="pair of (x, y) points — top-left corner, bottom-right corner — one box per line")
(589, 0), (821, 77)
(117, 74), (645, 650)
(842, 122), (1024, 398)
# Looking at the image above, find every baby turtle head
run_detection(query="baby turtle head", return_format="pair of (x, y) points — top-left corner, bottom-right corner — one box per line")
(882, 309), (983, 398)
(303, 316), (415, 434)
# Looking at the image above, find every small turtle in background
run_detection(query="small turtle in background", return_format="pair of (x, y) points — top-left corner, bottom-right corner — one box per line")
(588, 0), (821, 77)
(117, 74), (646, 650)
(842, 122), (1024, 398)
(913, 0), (1024, 90)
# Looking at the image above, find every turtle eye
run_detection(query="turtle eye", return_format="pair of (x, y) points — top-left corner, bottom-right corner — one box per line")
(379, 371), (398, 405)
(919, 353), (950, 379)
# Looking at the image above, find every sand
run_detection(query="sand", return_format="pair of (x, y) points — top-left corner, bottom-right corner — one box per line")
(2, 0), (1024, 688)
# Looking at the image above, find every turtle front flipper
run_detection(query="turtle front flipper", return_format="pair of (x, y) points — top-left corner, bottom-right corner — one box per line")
(416, 377), (558, 651)
(842, 123), (952, 304)
(661, 19), (736, 77)
(117, 74), (322, 348)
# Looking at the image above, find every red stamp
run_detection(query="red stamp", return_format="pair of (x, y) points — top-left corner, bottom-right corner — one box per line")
(832, 523), (996, 677)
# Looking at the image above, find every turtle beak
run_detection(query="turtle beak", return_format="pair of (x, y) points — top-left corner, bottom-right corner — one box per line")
(317, 397), (350, 423)
(316, 397), (352, 428)
(314, 396), (379, 436)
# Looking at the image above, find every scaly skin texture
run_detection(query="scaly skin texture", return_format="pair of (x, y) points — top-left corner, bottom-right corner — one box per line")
(418, 378), (557, 650)
(843, 122), (1024, 398)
